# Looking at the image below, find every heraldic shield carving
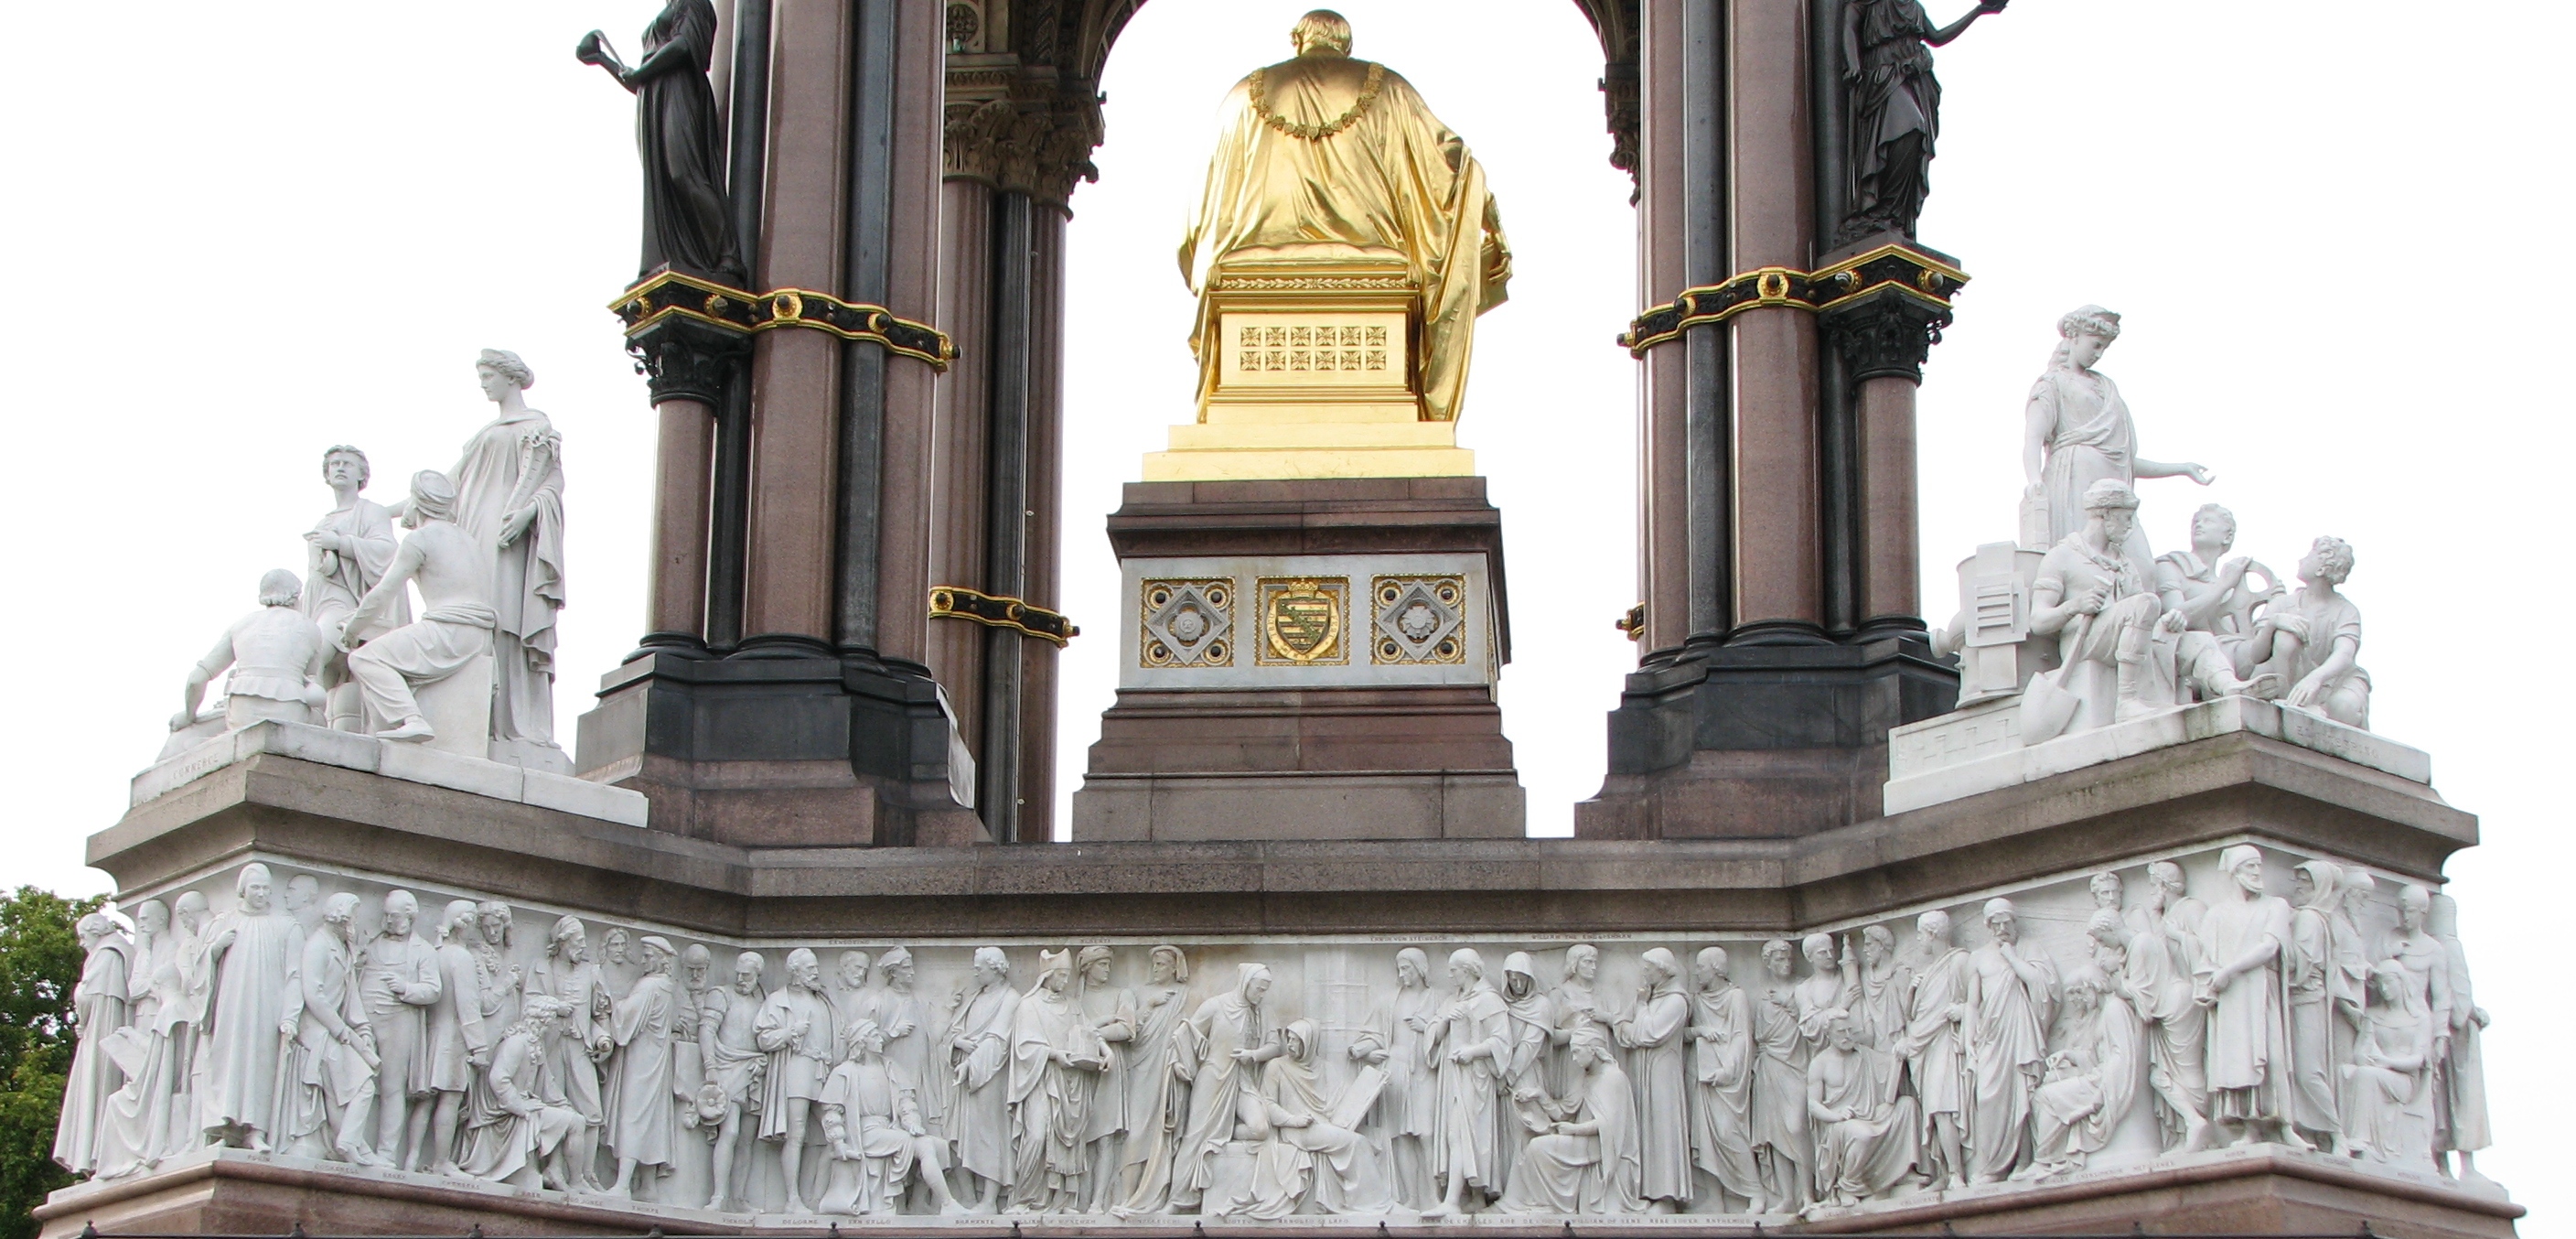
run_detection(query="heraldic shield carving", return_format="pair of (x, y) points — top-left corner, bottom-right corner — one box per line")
(1258, 576), (1349, 665)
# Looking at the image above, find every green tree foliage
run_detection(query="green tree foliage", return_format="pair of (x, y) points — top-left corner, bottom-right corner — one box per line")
(0, 888), (105, 1239)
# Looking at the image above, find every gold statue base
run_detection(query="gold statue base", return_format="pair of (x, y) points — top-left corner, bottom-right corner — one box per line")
(1144, 248), (1476, 481)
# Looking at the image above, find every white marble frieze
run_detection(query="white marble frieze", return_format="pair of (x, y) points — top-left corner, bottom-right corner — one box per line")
(48, 841), (2501, 1224)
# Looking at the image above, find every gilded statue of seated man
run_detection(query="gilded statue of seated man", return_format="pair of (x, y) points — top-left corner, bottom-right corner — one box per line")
(1180, 9), (1511, 426)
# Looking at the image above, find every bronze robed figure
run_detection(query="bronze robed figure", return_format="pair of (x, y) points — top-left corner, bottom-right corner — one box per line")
(1840, 0), (2006, 243)
(579, 0), (744, 286)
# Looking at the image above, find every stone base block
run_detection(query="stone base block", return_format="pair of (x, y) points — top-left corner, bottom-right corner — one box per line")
(413, 652), (492, 760)
(574, 650), (984, 846)
(37, 1145), (2519, 1237)
(1074, 770), (1525, 841)
(127, 720), (648, 827)
(1578, 633), (1956, 838)
(1884, 693), (2432, 813)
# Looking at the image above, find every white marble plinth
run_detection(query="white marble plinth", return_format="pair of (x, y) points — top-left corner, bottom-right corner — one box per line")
(130, 719), (648, 826)
(1885, 695), (2431, 813)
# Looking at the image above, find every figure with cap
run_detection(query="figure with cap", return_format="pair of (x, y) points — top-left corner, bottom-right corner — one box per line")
(1610, 948), (1690, 1212)
(1497, 951), (1562, 1192)
(2026, 479), (2206, 740)
(172, 569), (330, 734)
(1961, 898), (2057, 1182)
(2193, 846), (2304, 1149)
(1007, 948), (1111, 1212)
(818, 1016), (965, 1214)
(51, 911), (132, 1177)
(604, 935), (682, 1197)
(342, 469), (499, 743)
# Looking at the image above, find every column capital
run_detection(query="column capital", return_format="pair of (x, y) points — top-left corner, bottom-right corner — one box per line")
(1820, 286), (1952, 384)
(942, 54), (1101, 206)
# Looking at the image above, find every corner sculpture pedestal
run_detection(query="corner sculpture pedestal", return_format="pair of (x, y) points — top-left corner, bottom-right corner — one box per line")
(45, 702), (2520, 1237)
(1070, 476), (1525, 841)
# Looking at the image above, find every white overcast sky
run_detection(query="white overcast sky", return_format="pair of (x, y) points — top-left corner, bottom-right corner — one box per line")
(2, 0), (2566, 1223)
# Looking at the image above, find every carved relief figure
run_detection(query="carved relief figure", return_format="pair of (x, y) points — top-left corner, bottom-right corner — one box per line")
(420, 900), (494, 1177)
(576, 0), (744, 284)
(2341, 962), (2433, 1166)
(1962, 898), (2055, 1183)
(605, 935), (682, 1198)
(275, 892), (383, 1168)
(1749, 940), (1811, 1211)
(2123, 861), (2212, 1149)
(1805, 1015), (1919, 1210)
(2022, 306), (2211, 550)
(1837, 0), (2007, 243)
(357, 889), (436, 1167)
(196, 864), (301, 1150)
(1611, 948), (1690, 1212)
(860, 947), (939, 1164)
(1075, 945), (1136, 1212)
(945, 946), (1022, 1212)
(1234, 1018), (1390, 1218)
(303, 445), (404, 731)
(1548, 944), (1603, 1100)
(1349, 947), (1436, 1210)
(1181, 10), (1511, 425)
(473, 903), (522, 1041)
(1422, 949), (1510, 1217)
(1108, 945), (1188, 1211)
(2025, 964), (2139, 1178)
(528, 916), (611, 1191)
(343, 470), (498, 743)
(818, 1018), (965, 1215)
(2428, 893), (2494, 1187)
(756, 947), (837, 1212)
(51, 913), (131, 1176)
(98, 900), (185, 1177)
(2195, 846), (2302, 1148)
(700, 951), (767, 1210)
(828, 951), (874, 1065)
(1685, 946), (1762, 1213)
(1171, 962), (1282, 1212)
(173, 570), (329, 734)
(1850, 927), (1911, 1053)
(1007, 950), (1111, 1212)
(1497, 1024), (1641, 1216)
(1897, 910), (1968, 1191)
(462, 995), (595, 1190)
(2287, 860), (2351, 1150)
(1496, 953), (1560, 1191)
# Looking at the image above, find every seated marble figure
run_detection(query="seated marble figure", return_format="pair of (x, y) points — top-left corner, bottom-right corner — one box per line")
(817, 1018), (965, 1215)
(171, 569), (329, 734)
(341, 469), (498, 742)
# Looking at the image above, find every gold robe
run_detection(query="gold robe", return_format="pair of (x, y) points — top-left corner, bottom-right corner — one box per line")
(1179, 51), (1511, 425)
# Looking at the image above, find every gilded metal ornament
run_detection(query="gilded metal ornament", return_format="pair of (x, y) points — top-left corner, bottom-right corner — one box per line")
(1257, 577), (1349, 666)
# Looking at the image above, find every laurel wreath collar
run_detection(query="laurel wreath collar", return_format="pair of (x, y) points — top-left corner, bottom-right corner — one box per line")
(1249, 61), (1386, 142)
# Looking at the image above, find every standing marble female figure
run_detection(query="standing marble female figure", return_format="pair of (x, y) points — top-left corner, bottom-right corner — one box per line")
(578, 0), (744, 284)
(432, 350), (568, 770)
(2023, 307), (2211, 550)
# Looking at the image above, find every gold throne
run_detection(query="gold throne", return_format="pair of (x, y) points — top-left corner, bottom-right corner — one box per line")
(1143, 244), (1476, 481)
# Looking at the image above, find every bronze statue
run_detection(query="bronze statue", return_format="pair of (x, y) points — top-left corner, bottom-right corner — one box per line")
(1840, 0), (2007, 244)
(578, 1), (743, 286)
